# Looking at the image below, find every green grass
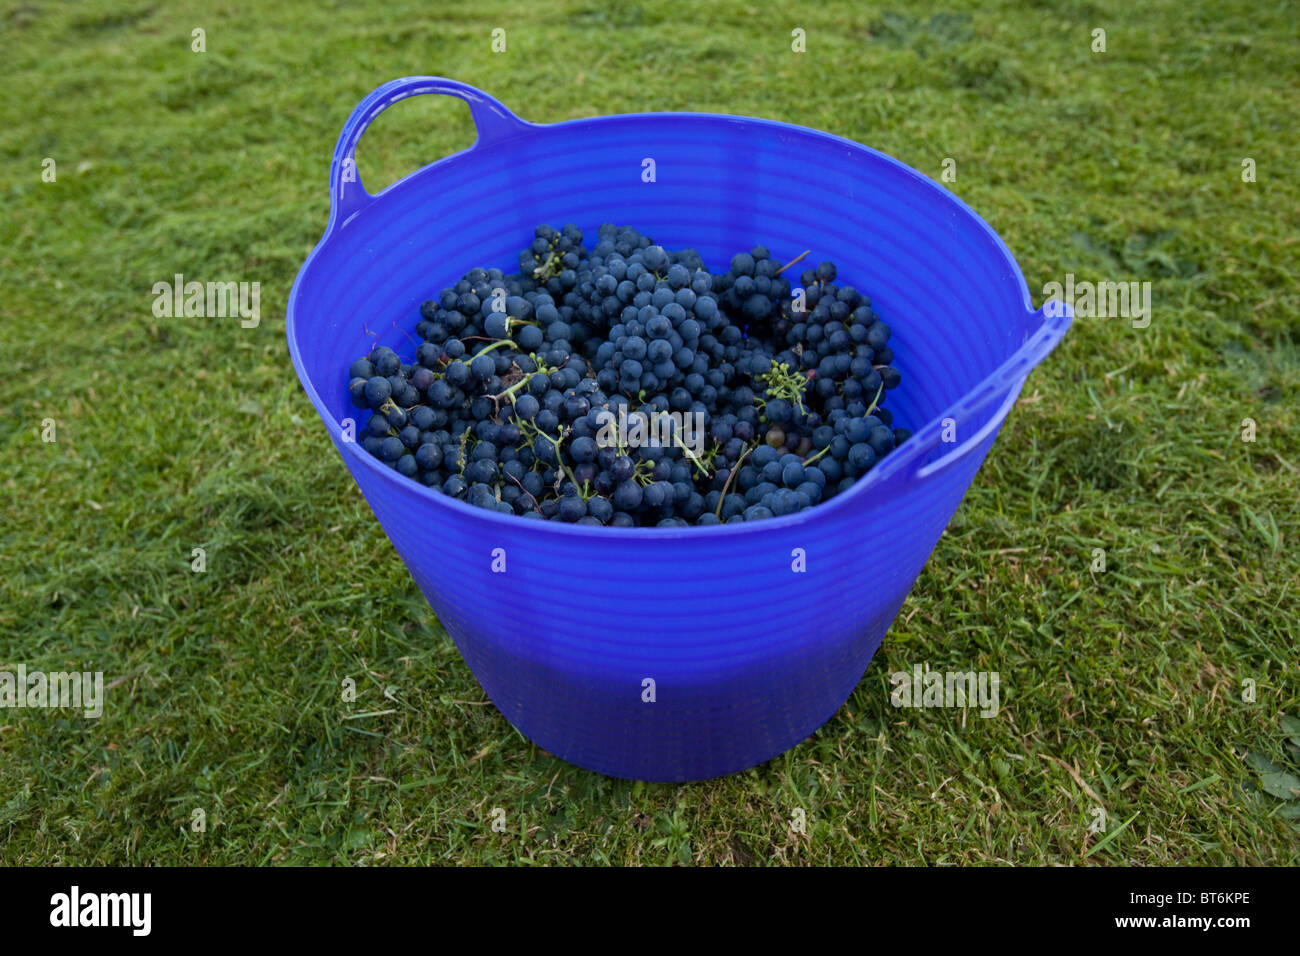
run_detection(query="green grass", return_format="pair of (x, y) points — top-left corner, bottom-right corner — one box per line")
(1, 0), (1297, 865)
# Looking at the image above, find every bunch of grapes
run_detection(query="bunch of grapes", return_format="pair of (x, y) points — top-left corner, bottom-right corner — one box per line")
(344, 223), (909, 526)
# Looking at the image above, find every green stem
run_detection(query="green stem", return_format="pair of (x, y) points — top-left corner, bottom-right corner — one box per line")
(473, 339), (515, 357)
(714, 443), (756, 519)
(456, 428), (473, 478)
(865, 381), (885, 416)
(495, 371), (540, 405)
(488, 358), (552, 412)
(676, 434), (710, 478)
(521, 420), (583, 495)
(802, 445), (831, 466)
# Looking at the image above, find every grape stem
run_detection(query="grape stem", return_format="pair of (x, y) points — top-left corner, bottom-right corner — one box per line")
(504, 471), (539, 509)
(456, 428), (472, 478)
(714, 442), (756, 519)
(487, 356), (552, 415)
(774, 250), (812, 277)
(471, 338), (516, 357)
(865, 381), (885, 416)
(802, 445), (831, 466)
(650, 410), (710, 478)
(678, 438), (710, 479)
(522, 421), (585, 498)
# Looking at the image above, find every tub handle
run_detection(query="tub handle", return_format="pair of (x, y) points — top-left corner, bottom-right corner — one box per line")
(328, 76), (529, 231)
(865, 301), (1072, 487)
(913, 378), (1024, 480)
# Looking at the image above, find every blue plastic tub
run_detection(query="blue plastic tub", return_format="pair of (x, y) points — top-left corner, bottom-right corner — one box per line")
(287, 77), (1071, 782)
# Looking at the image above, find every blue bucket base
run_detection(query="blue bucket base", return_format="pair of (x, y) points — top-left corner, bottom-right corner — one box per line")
(419, 573), (900, 782)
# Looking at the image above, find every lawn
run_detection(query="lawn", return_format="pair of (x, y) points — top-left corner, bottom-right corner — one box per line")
(0, 0), (1296, 864)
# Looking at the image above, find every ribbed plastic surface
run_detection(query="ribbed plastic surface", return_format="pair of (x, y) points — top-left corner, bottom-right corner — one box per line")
(287, 77), (1071, 781)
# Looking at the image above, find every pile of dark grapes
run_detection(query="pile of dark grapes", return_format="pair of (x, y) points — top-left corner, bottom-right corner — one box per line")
(345, 223), (910, 526)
